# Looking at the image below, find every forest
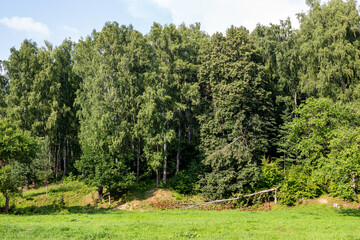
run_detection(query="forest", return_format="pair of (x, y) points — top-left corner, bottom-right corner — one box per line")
(1, 0), (360, 213)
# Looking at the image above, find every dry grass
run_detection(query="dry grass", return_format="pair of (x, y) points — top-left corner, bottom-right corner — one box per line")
(114, 188), (202, 210)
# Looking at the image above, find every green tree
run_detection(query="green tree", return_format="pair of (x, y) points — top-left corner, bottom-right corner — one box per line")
(326, 126), (360, 200)
(4, 40), (40, 131)
(172, 23), (202, 175)
(198, 26), (275, 199)
(0, 119), (37, 213)
(138, 23), (203, 186)
(4, 40), (42, 189)
(279, 97), (360, 203)
(52, 40), (81, 181)
(74, 23), (148, 198)
(3, 39), (80, 188)
(298, 0), (360, 98)
(252, 19), (301, 112)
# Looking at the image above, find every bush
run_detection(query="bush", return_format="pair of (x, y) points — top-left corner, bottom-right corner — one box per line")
(278, 166), (324, 205)
(328, 178), (358, 202)
(260, 156), (283, 189)
(168, 161), (203, 194)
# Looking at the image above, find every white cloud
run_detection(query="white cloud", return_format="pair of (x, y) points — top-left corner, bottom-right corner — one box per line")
(128, 0), (149, 18)
(0, 16), (51, 39)
(125, 0), (170, 23)
(151, 0), (309, 34)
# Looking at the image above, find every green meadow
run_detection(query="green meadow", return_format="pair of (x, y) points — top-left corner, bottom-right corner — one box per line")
(1, 205), (360, 240)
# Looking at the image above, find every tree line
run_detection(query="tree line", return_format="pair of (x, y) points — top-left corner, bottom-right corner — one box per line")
(1, 0), (360, 212)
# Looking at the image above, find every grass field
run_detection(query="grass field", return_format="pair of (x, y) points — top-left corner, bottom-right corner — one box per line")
(1, 205), (360, 239)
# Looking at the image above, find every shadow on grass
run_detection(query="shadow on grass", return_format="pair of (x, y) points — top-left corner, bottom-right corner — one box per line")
(337, 209), (360, 217)
(6, 205), (118, 216)
(23, 184), (89, 199)
(113, 181), (158, 202)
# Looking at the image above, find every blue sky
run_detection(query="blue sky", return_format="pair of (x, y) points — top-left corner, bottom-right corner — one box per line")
(0, 0), (309, 61)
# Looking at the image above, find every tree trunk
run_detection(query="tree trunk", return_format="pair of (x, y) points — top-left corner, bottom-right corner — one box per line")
(163, 140), (167, 185)
(56, 145), (60, 183)
(283, 158), (286, 177)
(46, 177), (49, 195)
(136, 139), (141, 184)
(176, 124), (181, 175)
(156, 170), (160, 188)
(186, 98), (193, 143)
(108, 194), (111, 205)
(351, 171), (357, 195)
(25, 175), (29, 190)
(294, 88), (297, 110)
(4, 196), (9, 213)
(97, 186), (103, 199)
(32, 175), (35, 188)
(131, 141), (135, 169)
(45, 150), (49, 195)
(63, 138), (67, 182)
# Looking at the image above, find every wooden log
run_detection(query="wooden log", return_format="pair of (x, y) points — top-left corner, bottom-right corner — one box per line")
(180, 187), (279, 208)
(243, 187), (279, 198)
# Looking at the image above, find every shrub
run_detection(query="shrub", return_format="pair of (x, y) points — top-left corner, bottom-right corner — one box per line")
(168, 161), (203, 194)
(278, 166), (323, 205)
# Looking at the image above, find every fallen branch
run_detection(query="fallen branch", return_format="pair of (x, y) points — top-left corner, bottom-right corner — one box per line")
(243, 187), (279, 198)
(179, 187), (279, 208)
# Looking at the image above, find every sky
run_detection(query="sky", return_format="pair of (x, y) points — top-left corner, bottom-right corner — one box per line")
(0, 0), (309, 61)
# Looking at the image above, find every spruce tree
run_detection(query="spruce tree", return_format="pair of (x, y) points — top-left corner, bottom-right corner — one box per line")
(198, 26), (275, 199)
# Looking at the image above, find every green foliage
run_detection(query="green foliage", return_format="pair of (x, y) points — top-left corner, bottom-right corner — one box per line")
(281, 97), (341, 168)
(74, 23), (147, 193)
(4, 39), (80, 186)
(0, 119), (37, 212)
(198, 26), (275, 199)
(252, 19), (301, 112)
(0, 165), (19, 199)
(0, 118), (37, 166)
(200, 140), (260, 200)
(325, 126), (360, 201)
(298, 0), (360, 98)
(278, 166), (324, 205)
(168, 161), (203, 194)
(260, 156), (283, 189)
(138, 23), (203, 185)
(279, 97), (360, 202)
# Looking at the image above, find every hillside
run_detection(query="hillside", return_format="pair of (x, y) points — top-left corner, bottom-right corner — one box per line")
(1, 181), (360, 215)
(0, 181), (203, 214)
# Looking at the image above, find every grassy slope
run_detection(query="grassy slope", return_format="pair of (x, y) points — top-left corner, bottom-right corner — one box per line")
(0, 181), (202, 214)
(0, 181), (98, 214)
